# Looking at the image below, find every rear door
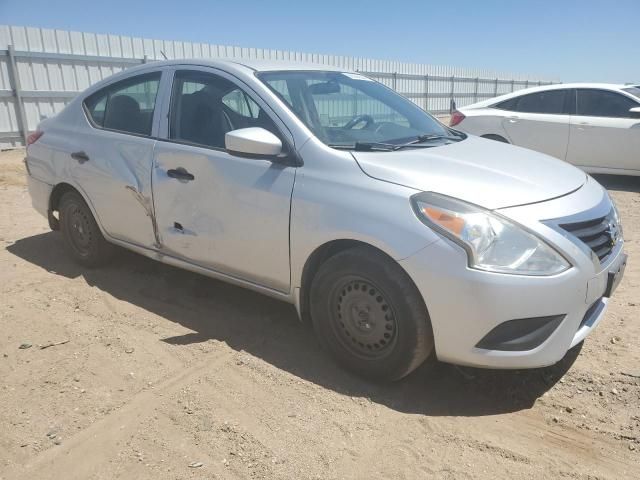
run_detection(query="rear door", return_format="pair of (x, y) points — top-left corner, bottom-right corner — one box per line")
(566, 88), (640, 172)
(498, 89), (571, 160)
(75, 70), (167, 248)
(151, 67), (296, 292)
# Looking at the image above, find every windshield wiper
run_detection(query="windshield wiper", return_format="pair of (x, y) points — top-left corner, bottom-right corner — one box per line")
(402, 133), (463, 145)
(328, 133), (463, 152)
(328, 142), (397, 151)
(329, 141), (440, 152)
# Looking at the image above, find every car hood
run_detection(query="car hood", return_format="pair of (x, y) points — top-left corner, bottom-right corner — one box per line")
(351, 136), (586, 210)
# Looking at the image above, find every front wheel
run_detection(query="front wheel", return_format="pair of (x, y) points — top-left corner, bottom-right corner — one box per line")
(310, 247), (434, 381)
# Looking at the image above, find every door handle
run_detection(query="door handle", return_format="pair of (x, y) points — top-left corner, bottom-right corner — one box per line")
(71, 151), (90, 163)
(167, 167), (195, 181)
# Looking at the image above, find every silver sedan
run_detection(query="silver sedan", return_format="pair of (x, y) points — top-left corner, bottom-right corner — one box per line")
(25, 59), (626, 380)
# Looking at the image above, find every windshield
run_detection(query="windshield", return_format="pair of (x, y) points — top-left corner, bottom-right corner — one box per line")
(258, 70), (458, 149)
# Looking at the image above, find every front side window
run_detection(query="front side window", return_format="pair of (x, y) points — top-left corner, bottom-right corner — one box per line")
(577, 89), (638, 118)
(169, 70), (279, 149)
(258, 71), (453, 148)
(84, 72), (161, 136)
(497, 90), (567, 114)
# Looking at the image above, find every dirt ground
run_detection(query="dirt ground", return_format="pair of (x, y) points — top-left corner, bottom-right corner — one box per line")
(0, 147), (638, 480)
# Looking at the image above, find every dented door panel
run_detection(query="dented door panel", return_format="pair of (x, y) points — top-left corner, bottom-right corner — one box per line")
(151, 141), (295, 292)
(70, 131), (159, 248)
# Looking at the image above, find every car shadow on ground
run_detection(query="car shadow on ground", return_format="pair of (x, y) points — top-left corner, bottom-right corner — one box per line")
(7, 232), (581, 417)
(592, 174), (640, 193)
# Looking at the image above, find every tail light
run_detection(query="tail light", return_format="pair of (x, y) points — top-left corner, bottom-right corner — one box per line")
(449, 110), (466, 127)
(27, 130), (44, 146)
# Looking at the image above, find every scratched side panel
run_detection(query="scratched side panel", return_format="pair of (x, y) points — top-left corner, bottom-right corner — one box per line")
(70, 126), (158, 249)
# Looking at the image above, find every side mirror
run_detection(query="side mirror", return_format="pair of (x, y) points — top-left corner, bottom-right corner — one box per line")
(629, 107), (640, 118)
(225, 127), (282, 158)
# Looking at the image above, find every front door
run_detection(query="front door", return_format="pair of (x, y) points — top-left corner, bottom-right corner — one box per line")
(151, 68), (296, 292)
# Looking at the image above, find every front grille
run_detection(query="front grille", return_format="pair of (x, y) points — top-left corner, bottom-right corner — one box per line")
(560, 210), (618, 262)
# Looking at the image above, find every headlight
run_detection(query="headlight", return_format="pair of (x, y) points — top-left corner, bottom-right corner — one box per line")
(608, 192), (623, 238)
(411, 192), (570, 276)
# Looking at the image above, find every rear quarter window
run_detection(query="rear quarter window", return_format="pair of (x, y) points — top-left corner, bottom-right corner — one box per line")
(494, 97), (519, 111)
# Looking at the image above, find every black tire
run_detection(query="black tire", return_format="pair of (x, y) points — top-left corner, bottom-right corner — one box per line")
(59, 191), (113, 267)
(481, 134), (509, 143)
(310, 247), (434, 381)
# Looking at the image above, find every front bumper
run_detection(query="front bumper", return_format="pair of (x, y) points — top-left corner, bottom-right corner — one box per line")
(400, 178), (626, 369)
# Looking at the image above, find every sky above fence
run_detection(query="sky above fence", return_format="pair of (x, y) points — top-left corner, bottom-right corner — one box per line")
(0, 0), (637, 85)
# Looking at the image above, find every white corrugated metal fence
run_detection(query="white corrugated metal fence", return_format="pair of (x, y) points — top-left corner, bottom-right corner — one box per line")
(0, 25), (557, 147)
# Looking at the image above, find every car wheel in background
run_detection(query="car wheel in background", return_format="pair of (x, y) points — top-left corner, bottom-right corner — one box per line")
(310, 246), (434, 381)
(59, 191), (113, 267)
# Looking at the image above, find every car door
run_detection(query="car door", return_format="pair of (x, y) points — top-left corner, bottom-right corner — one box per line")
(498, 89), (571, 160)
(75, 70), (167, 248)
(566, 88), (640, 172)
(151, 68), (297, 293)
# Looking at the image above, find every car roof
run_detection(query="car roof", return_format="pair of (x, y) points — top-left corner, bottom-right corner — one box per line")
(461, 82), (632, 110)
(73, 58), (359, 102)
(131, 58), (349, 73)
(228, 58), (348, 72)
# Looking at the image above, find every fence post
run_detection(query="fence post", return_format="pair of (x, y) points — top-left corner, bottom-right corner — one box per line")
(142, 54), (148, 64)
(7, 45), (29, 146)
(511, 79), (515, 92)
(473, 77), (479, 103)
(392, 72), (397, 91)
(494, 78), (498, 97)
(423, 74), (429, 111)
(449, 76), (454, 110)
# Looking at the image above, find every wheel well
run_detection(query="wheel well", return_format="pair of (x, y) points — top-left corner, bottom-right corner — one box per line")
(48, 182), (79, 230)
(298, 240), (396, 323)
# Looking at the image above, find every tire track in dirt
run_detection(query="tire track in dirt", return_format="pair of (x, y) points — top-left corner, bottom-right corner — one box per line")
(4, 345), (245, 480)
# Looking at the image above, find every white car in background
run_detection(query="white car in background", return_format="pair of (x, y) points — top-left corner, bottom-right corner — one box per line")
(451, 84), (640, 176)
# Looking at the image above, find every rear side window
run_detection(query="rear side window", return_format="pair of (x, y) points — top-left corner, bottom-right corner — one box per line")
(577, 89), (638, 118)
(84, 72), (161, 136)
(497, 90), (567, 114)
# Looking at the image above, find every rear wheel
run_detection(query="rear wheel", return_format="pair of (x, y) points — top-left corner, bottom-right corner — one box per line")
(59, 191), (113, 267)
(310, 247), (434, 381)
